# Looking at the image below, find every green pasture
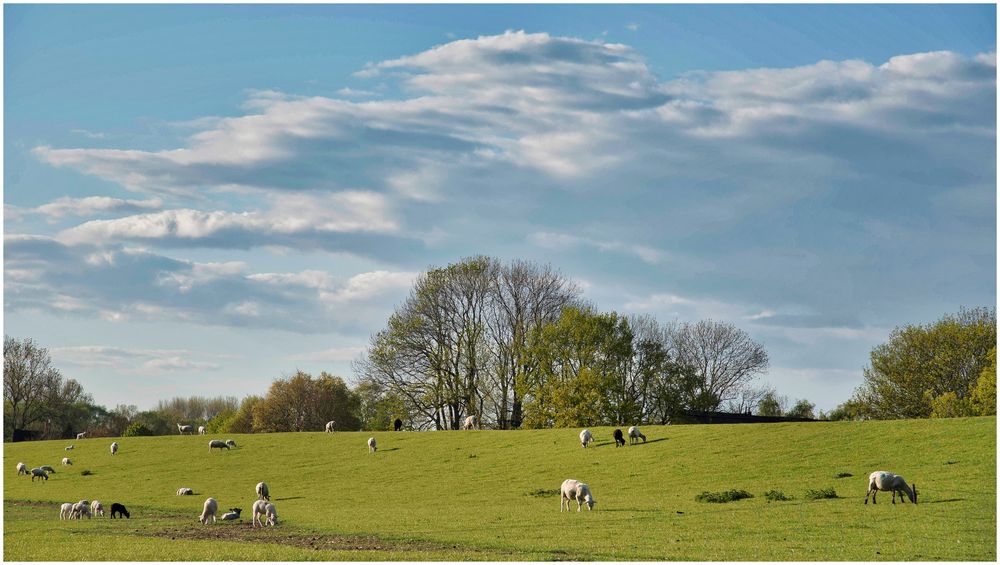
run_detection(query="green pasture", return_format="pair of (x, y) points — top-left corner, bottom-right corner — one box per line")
(4, 417), (996, 560)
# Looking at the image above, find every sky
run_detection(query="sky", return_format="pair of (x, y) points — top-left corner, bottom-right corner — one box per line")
(4, 4), (996, 412)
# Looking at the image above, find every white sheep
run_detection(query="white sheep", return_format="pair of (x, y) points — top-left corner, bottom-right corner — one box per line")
(219, 507), (242, 521)
(177, 487), (194, 496)
(177, 423), (193, 435)
(253, 499), (278, 526)
(59, 502), (74, 520)
(367, 436), (377, 453)
(627, 425), (647, 445)
(91, 500), (104, 517)
(72, 500), (92, 519)
(76, 431), (87, 440)
(198, 426), (207, 435)
(40, 465), (56, 474)
(256, 481), (270, 501)
(110, 441), (119, 456)
(61, 457), (73, 466)
(209, 439), (230, 452)
(31, 467), (49, 481)
(560, 479), (596, 512)
(199, 497), (218, 524)
(325, 420), (335, 433)
(579, 429), (594, 448)
(16, 462), (27, 476)
(65, 445), (74, 451)
(865, 471), (917, 505)
(225, 439), (237, 448)
(461, 415), (477, 430)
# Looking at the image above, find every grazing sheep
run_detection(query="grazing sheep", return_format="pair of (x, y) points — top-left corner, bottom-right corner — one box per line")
(76, 431), (87, 440)
(613, 429), (625, 447)
(209, 439), (230, 452)
(91, 500), (104, 517)
(253, 500), (277, 526)
(265, 502), (278, 526)
(72, 500), (92, 519)
(579, 429), (594, 448)
(59, 502), (74, 520)
(40, 465), (56, 474)
(110, 441), (119, 455)
(198, 426), (207, 435)
(16, 462), (27, 476)
(110, 503), (130, 519)
(865, 471), (917, 505)
(256, 481), (270, 501)
(627, 426), (646, 444)
(461, 415), (477, 430)
(394, 418), (403, 431)
(65, 445), (74, 451)
(225, 439), (237, 448)
(367, 437), (377, 453)
(560, 479), (596, 512)
(199, 497), (218, 524)
(61, 457), (73, 466)
(220, 507), (242, 521)
(177, 423), (193, 435)
(325, 420), (335, 433)
(177, 488), (194, 496)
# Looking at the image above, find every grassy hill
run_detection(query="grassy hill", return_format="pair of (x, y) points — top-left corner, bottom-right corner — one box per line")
(4, 417), (996, 561)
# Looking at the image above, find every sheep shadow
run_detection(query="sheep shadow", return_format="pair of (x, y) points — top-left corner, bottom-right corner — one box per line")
(274, 496), (304, 502)
(924, 498), (965, 504)
(380, 447), (401, 452)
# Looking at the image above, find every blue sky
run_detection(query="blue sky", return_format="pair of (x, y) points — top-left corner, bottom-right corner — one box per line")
(4, 4), (996, 411)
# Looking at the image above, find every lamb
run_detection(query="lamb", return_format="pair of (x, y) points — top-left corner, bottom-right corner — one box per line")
(209, 439), (230, 452)
(177, 423), (193, 435)
(16, 462), (27, 476)
(65, 445), (74, 451)
(72, 500), (92, 519)
(461, 415), (477, 430)
(368, 437), (377, 453)
(325, 420), (335, 433)
(198, 426), (207, 435)
(613, 429), (625, 447)
(59, 502), (74, 520)
(256, 481), (270, 501)
(91, 500), (105, 517)
(579, 429), (594, 448)
(220, 507), (242, 521)
(76, 431), (87, 440)
(253, 499), (277, 526)
(560, 479), (596, 512)
(627, 426), (646, 445)
(40, 465), (56, 474)
(225, 439), (237, 448)
(110, 441), (119, 455)
(199, 497), (218, 524)
(394, 418), (403, 431)
(110, 503), (130, 518)
(176, 488), (194, 496)
(865, 471), (917, 505)
(61, 457), (73, 466)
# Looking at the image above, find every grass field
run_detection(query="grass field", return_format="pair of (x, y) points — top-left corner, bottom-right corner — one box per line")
(4, 416), (996, 561)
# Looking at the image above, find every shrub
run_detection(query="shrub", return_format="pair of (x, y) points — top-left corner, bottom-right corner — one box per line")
(805, 487), (838, 500)
(695, 489), (754, 503)
(763, 490), (791, 502)
(121, 422), (154, 437)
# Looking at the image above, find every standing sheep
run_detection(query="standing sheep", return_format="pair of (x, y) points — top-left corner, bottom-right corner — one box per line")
(61, 457), (73, 466)
(198, 426), (207, 435)
(613, 429), (625, 447)
(393, 418), (403, 431)
(579, 429), (594, 448)
(325, 420), (336, 433)
(72, 500), (92, 519)
(865, 471), (917, 505)
(225, 439), (237, 448)
(560, 479), (597, 512)
(59, 502), (74, 520)
(16, 462), (27, 476)
(110, 503), (130, 519)
(91, 500), (104, 517)
(30, 468), (48, 481)
(76, 431), (87, 440)
(209, 439), (230, 452)
(253, 500), (278, 526)
(256, 481), (270, 501)
(461, 415), (477, 430)
(265, 502), (278, 526)
(627, 426), (646, 445)
(177, 423), (193, 435)
(40, 465), (56, 474)
(199, 497), (218, 524)
(367, 437), (377, 453)
(110, 441), (119, 455)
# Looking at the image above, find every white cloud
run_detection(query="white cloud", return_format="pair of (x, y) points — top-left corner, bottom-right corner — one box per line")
(50, 345), (223, 375)
(34, 196), (163, 221)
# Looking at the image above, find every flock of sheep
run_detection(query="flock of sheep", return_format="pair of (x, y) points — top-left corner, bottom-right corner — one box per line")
(18, 418), (918, 531)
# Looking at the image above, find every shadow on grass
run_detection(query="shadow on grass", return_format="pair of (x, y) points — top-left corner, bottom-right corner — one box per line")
(924, 498), (965, 504)
(600, 508), (662, 513)
(274, 496), (304, 502)
(380, 447), (401, 452)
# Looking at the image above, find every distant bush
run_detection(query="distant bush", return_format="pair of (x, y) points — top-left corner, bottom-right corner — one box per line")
(805, 487), (838, 500)
(834, 472), (853, 478)
(695, 489), (754, 503)
(122, 423), (154, 437)
(80, 469), (93, 476)
(763, 490), (791, 502)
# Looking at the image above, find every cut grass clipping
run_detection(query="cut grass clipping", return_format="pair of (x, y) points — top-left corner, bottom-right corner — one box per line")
(695, 489), (754, 503)
(804, 487), (839, 500)
(763, 490), (792, 502)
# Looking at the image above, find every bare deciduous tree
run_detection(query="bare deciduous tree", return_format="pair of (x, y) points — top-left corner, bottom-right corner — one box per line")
(671, 320), (769, 410)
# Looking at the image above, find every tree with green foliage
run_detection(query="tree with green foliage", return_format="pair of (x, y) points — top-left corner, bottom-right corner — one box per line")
(224, 396), (261, 434)
(786, 398), (816, 419)
(853, 307), (995, 419)
(756, 390), (787, 417)
(971, 346), (996, 416)
(252, 371), (360, 433)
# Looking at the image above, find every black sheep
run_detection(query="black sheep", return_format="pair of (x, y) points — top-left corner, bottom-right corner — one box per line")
(393, 418), (403, 431)
(110, 503), (130, 519)
(613, 429), (626, 447)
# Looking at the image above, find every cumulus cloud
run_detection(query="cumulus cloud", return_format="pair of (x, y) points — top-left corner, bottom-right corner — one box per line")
(33, 196), (163, 222)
